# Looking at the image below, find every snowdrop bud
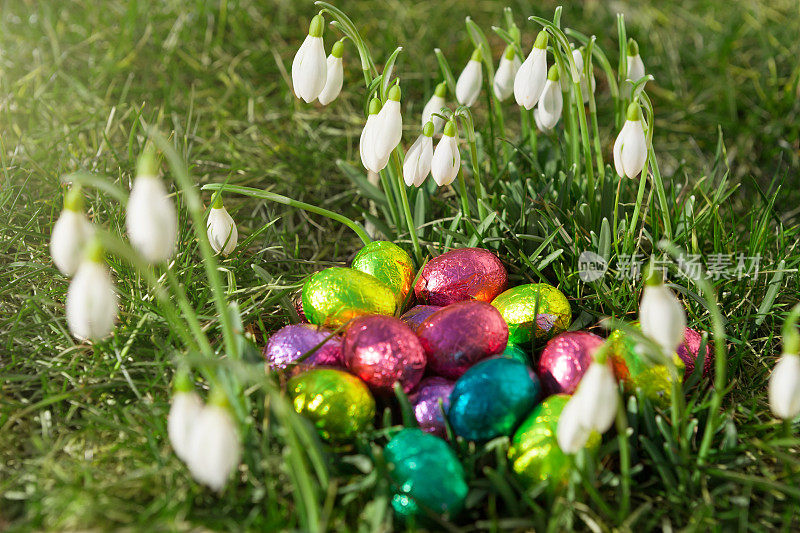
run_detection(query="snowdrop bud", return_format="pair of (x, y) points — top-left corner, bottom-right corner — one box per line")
(514, 31), (549, 110)
(431, 120), (460, 186)
(403, 122), (434, 187)
(613, 103), (648, 179)
(494, 45), (521, 101)
(127, 148), (178, 262)
(317, 40), (344, 106)
(456, 48), (483, 107)
(573, 360), (619, 433)
(168, 372), (203, 463)
(556, 395), (593, 453)
(207, 196), (238, 256)
(291, 15), (327, 103)
(66, 239), (118, 341)
(51, 186), (94, 276)
(360, 98), (383, 172)
(372, 84), (403, 165)
(626, 39), (645, 82)
(533, 66), (563, 132)
(769, 353), (800, 420)
(422, 81), (448, 133)
(639, 269), (687, 359)
(186, 389), (241, 491)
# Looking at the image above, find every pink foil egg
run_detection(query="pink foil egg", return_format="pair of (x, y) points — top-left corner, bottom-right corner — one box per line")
(538, 331), (604, 395)
(414, 248), (508, 306)
(677, 327), (713, 379)
(400, 305), (442, 330)
(417, 300), (509, 379)
(409, 377), (454, 437)
(263, 324), (343, 370)
(343, 315), (426, 394)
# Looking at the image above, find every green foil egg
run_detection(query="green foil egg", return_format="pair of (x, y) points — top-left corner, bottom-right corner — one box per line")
(492, 284), (571, 344)
(351, 241), (415, 307)
(499, 343), (529, 364)
(287, 368), (376, 440)
(384, 428), (468, 519)
(509, 394), (600, 487)
(301, 267), (396, 327)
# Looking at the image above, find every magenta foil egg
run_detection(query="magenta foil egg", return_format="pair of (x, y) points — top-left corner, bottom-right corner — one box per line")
(409, 377), (454, 437)
(263, 324), (343, 369)
(414, 248), (508, 306)
(677, 327), (713, 379)
(400, 305), (442, 330)
(538, 331), (604, 395)
(417, 300), (509, 379)
(343, 315), (426, 394)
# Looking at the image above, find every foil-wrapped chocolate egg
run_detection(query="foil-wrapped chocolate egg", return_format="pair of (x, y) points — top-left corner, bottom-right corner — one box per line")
(509, 394), (600, 487)
(301, 267), (396, 327)
(351, 241), (415, 307)
(414, 247), (507, 306)
(449, 358), (541, 441)
(409, 377), (454, 437)
(417, 300), (509, 379)
(499, 343), (529, 364)
(492, 283), (571, 344)
(343, 315), (426, 394)
(292, 291), (307, 322)
(287, 368), (375, 440)
(400, 305), (441, 330)
(678, 327), (713, 378)
(263, 324), (342, 370)
(538, 331), (604, 395)
(384, 428), (468, 518)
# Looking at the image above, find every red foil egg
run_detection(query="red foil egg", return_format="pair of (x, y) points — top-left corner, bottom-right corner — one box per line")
(414, 248), (508, 306)
(343, 315), (426, 394)
(677, 327), (713, 379)
(538, 331), (604, 395)
(400, 305), (442, 330)
(417, 301), (509, 379)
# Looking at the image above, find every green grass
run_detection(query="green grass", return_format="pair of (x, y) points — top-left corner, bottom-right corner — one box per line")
(1, 0), (799, 530)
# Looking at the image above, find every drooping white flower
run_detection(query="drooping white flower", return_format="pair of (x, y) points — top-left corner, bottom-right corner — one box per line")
(557, 359), (618, 454)
(533, 65), (563, 132)
(493, 45), (521, 101)
(560, 47), (594, 103)
(359, 97), (384, 173)
(51, 186), (94, 276)
(422, 81), (448, 134)
(127, 149), (177, 263)
(626, 39), (645, 82)
(613, 103), (648, 179)
(168, 386), (203, 463)
(456, 48), (483, 107)
(66, 239), (118, 341)
(403, 122), (434, 187)
(639, 270), (687, 360)
(769, 353), (800, 420)
(556, 394), (593, 453)
(514, 31), (549, 110)
(430, 120), (460, 186)
(207, 198), (238, 256)
(317, 40), (344, 106)
(291, 15), (327, 103)
(186, 393), (241, 491)
(371, 84), (403, 165)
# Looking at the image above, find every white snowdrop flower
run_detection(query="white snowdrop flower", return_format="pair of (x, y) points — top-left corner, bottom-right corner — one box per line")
(371, 84), (403, 166)
(207, 197), (238, 256)
(403, 121), (434, 187)
(430, 120), (460, 186)
(317, 40), (344, 106)
(514, 31), (549, 110)
(626, 39), (645, 82)
(769, 353), (800, 420)
(291, 15), (327, 103)
(493, 45), (521, 101)
(422, 81), (448, 134)
(359, 97), (384, 173)
(613, 103), (648, 179)
(66, 239), (118, 341)
(456, 48), (483, 107)
(127, 149), (177, 263)
(533, 65), (563, 132)
(639, 270), (687, 360)
(186, 392), (241, 491)
(573, 361), (619, 433)
(50, 186), (94, 276)
(556, 394), (593, 453)
(168, 381), (203, 463)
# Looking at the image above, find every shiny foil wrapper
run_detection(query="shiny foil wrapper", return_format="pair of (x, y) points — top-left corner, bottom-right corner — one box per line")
(263, 324), (343, 370)
(448, 358), (541, 441)
(538, 331), (604, 395)
(400, 305), (441, 330)
(343, 315), (426, 394)
(492, 283), (571, 344)
(677, 327), (713, 378)
(351, 241), (415, 307)
(384, 428), (468, 518)
(498, 343), (529, 365)
(409, 377), (454, 437)
(292, 292), (307, 322)
(417, 300), (509, 379)
(301, 267), (396, 327)
(509, 394), (600, 487)
(414, 247), (508, 306)
(287, 368), (376, 441)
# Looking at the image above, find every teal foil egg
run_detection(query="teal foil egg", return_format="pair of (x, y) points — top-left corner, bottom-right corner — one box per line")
(384, 428), (468, 519)
(449, 358), (541, 441)
(499, 343), (529, 365)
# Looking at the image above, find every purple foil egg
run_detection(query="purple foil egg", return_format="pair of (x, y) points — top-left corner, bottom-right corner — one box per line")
(400, 305), (442, 330)
(677, 327), (713, 379)
(409, 377), (454, 437)
(264, 324), (343, 370)
(538, 331), (604, 395)
(414, 248), (508, 306)
(417, 301), (509, 379)
(343, 315), (426, 394)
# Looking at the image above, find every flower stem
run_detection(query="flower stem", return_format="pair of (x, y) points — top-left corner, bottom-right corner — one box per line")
(457, 110), (487, 220)
(390, 151), (423, 263)
(615, 396), (631, 519)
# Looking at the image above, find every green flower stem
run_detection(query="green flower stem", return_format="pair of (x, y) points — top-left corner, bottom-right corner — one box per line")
(668, 358), (686, 446)
(584, 39), (605, 184)
(390, 150), (423, 263)
(615, 396), (631, 519)
(641, 93), (673, 240)
(201, 183), (372, 245)
(574, 78), (595, 193)
(616, 14), (628, 129)
(456, 167), (472, 222)
(379, 166), (401, 231)
(457, 109), (487, 220)
(625, 173), (648, 253)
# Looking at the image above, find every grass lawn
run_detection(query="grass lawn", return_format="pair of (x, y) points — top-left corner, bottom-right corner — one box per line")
(2, 0), (800, 530)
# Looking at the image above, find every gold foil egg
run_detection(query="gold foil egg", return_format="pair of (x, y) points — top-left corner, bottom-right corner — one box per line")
(301, 267), (396, 327)
(351, 241), (415, 307)
(491, 283), (571, 344)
